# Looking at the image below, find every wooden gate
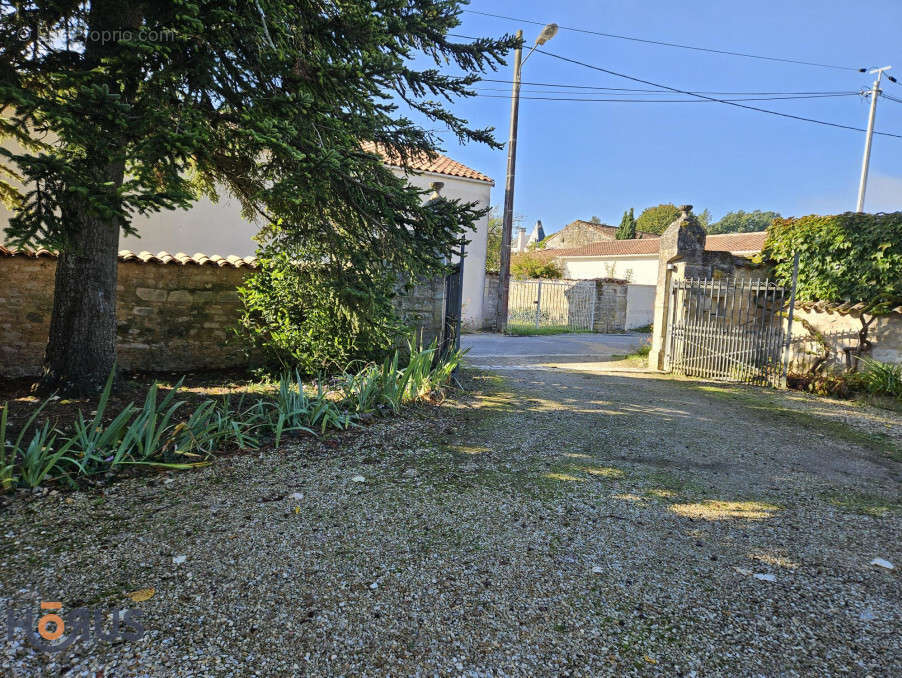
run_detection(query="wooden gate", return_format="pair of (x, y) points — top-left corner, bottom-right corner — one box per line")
(666, 277), (794, 386)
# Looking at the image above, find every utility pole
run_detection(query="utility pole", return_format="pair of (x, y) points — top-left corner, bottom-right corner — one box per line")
(495, 30), (523, 334)
(495, 23), (558, 334)
(856, 66), (892, 213)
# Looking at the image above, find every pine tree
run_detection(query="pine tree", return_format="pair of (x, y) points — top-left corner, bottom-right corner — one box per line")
(616, 208), (636, 239)
(0, 1), (516, 394)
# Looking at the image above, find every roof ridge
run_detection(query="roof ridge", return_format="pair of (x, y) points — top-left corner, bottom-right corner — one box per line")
(533, 230), (767, 259)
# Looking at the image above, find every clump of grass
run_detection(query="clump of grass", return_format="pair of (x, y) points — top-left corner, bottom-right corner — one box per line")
(611, 339), (651, 365)
(505, 324), (590, 336)
(822, 489), (901, 517)
(1, 339), (466, 492)
(342, 338), (466, 414)
(857, 358), (902, 399)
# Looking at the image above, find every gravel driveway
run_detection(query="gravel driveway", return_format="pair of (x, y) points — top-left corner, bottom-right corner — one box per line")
(2, 364), (900, 676)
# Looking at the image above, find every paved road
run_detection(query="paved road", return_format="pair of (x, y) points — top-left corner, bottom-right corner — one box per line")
(461, 332), (648, 363)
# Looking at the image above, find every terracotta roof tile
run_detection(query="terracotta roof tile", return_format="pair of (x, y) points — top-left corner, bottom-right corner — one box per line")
(540, 231), (768, 259)
(0, 245), (258, 269)
(362, 142), (493, 184)
(539, 239), (661, 258)
(703, 232), (768, 253)
(796, 300), (902, 316)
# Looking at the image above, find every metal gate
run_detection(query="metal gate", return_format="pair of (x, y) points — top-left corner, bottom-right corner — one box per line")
(667, 277), (793, 386)
(507, 279), (596, 332)
(440, 261), (463, 359)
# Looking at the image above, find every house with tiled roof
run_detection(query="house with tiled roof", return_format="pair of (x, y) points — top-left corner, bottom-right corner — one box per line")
(0, 144), (494, 329)
(357, 146), (494, 327)
(540, 219), (659, 250)
(534, 231), (767, 285)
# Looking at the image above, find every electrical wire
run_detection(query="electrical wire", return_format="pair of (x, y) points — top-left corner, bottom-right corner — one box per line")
(530, 47), (902, 138)
(882, 92), (902, 105)
(477, 78), (861, 96)
(474, 88), (862, 102)
(472, 93), (862, 103)
(463, 9), (867, 72)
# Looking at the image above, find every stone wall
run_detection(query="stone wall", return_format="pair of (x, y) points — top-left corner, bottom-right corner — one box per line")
(0, 254), (56, 378)
(482, 272), (499, 330)
(0, 251), (446, 378)
(591, 279), (628, 333)
(395, 276), (446, 348)
(786, 307), (902, 371)
(542, 221), (617, 249)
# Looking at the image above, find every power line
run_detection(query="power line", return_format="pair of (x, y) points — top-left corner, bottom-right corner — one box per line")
(478, 78), (860, 96)
(464, 9), (868, 72)
(473, 93), (861, 103)
(531, 47), (902, 139)
(474, 89), (862, 102)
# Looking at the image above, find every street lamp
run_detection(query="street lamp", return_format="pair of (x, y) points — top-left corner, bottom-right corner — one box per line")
(495, 24), (558, 333)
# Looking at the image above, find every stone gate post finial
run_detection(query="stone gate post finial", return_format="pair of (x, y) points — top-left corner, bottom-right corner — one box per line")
(679, 204), (693, 216)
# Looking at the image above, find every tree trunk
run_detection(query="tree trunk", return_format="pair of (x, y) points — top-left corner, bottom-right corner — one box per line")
(40, 203), (122, 395)
(38, 1), (141, 395)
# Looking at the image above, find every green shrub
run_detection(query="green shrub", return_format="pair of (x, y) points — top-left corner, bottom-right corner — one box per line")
(510, 253), (562, 279)
(238, 251), (407, 375)
(858, 358), (902, 398)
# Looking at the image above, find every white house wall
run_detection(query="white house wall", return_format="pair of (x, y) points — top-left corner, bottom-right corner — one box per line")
(561, 254), (660, 286)
(392, 170), (491, 330)
(1, 147), (491, 329)
(625, 285), (656, 329)
(121, 193), (261, 257)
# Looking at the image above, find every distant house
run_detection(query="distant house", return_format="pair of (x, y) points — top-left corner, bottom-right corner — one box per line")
(512, 220), (545, 253)
(541, 219), (658, 250)
(537, 232), (767, 285)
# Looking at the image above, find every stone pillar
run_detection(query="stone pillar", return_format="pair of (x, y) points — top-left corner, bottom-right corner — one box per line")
(648, 205), (706, 370)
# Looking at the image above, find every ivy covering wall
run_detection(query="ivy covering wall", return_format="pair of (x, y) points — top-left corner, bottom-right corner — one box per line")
(763, 212), (902, 313)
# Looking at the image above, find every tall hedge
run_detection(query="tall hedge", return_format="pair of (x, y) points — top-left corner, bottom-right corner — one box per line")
(763, 212), (902, 314)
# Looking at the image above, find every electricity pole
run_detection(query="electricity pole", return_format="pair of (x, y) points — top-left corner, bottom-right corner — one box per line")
(495, 24), (558, 333)
(856, 66), (892, 213)
(495, 29), (523, 334)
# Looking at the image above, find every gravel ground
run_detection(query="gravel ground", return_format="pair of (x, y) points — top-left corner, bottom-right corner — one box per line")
(2, 364), (900, 677)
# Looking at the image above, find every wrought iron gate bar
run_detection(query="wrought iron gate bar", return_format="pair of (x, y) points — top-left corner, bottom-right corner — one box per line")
(667, 276), (791, 387)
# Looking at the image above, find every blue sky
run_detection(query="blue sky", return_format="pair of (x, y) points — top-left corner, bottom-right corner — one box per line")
(429, 0), (902, 233)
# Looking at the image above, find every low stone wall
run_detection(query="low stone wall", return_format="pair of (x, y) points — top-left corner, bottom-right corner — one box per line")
(591, 279), (628, 333)
(0, 250), (445, 378)
(482, 271), (498, 330)
(786, 306), (902, 371)
(396, 276), (445, 348)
